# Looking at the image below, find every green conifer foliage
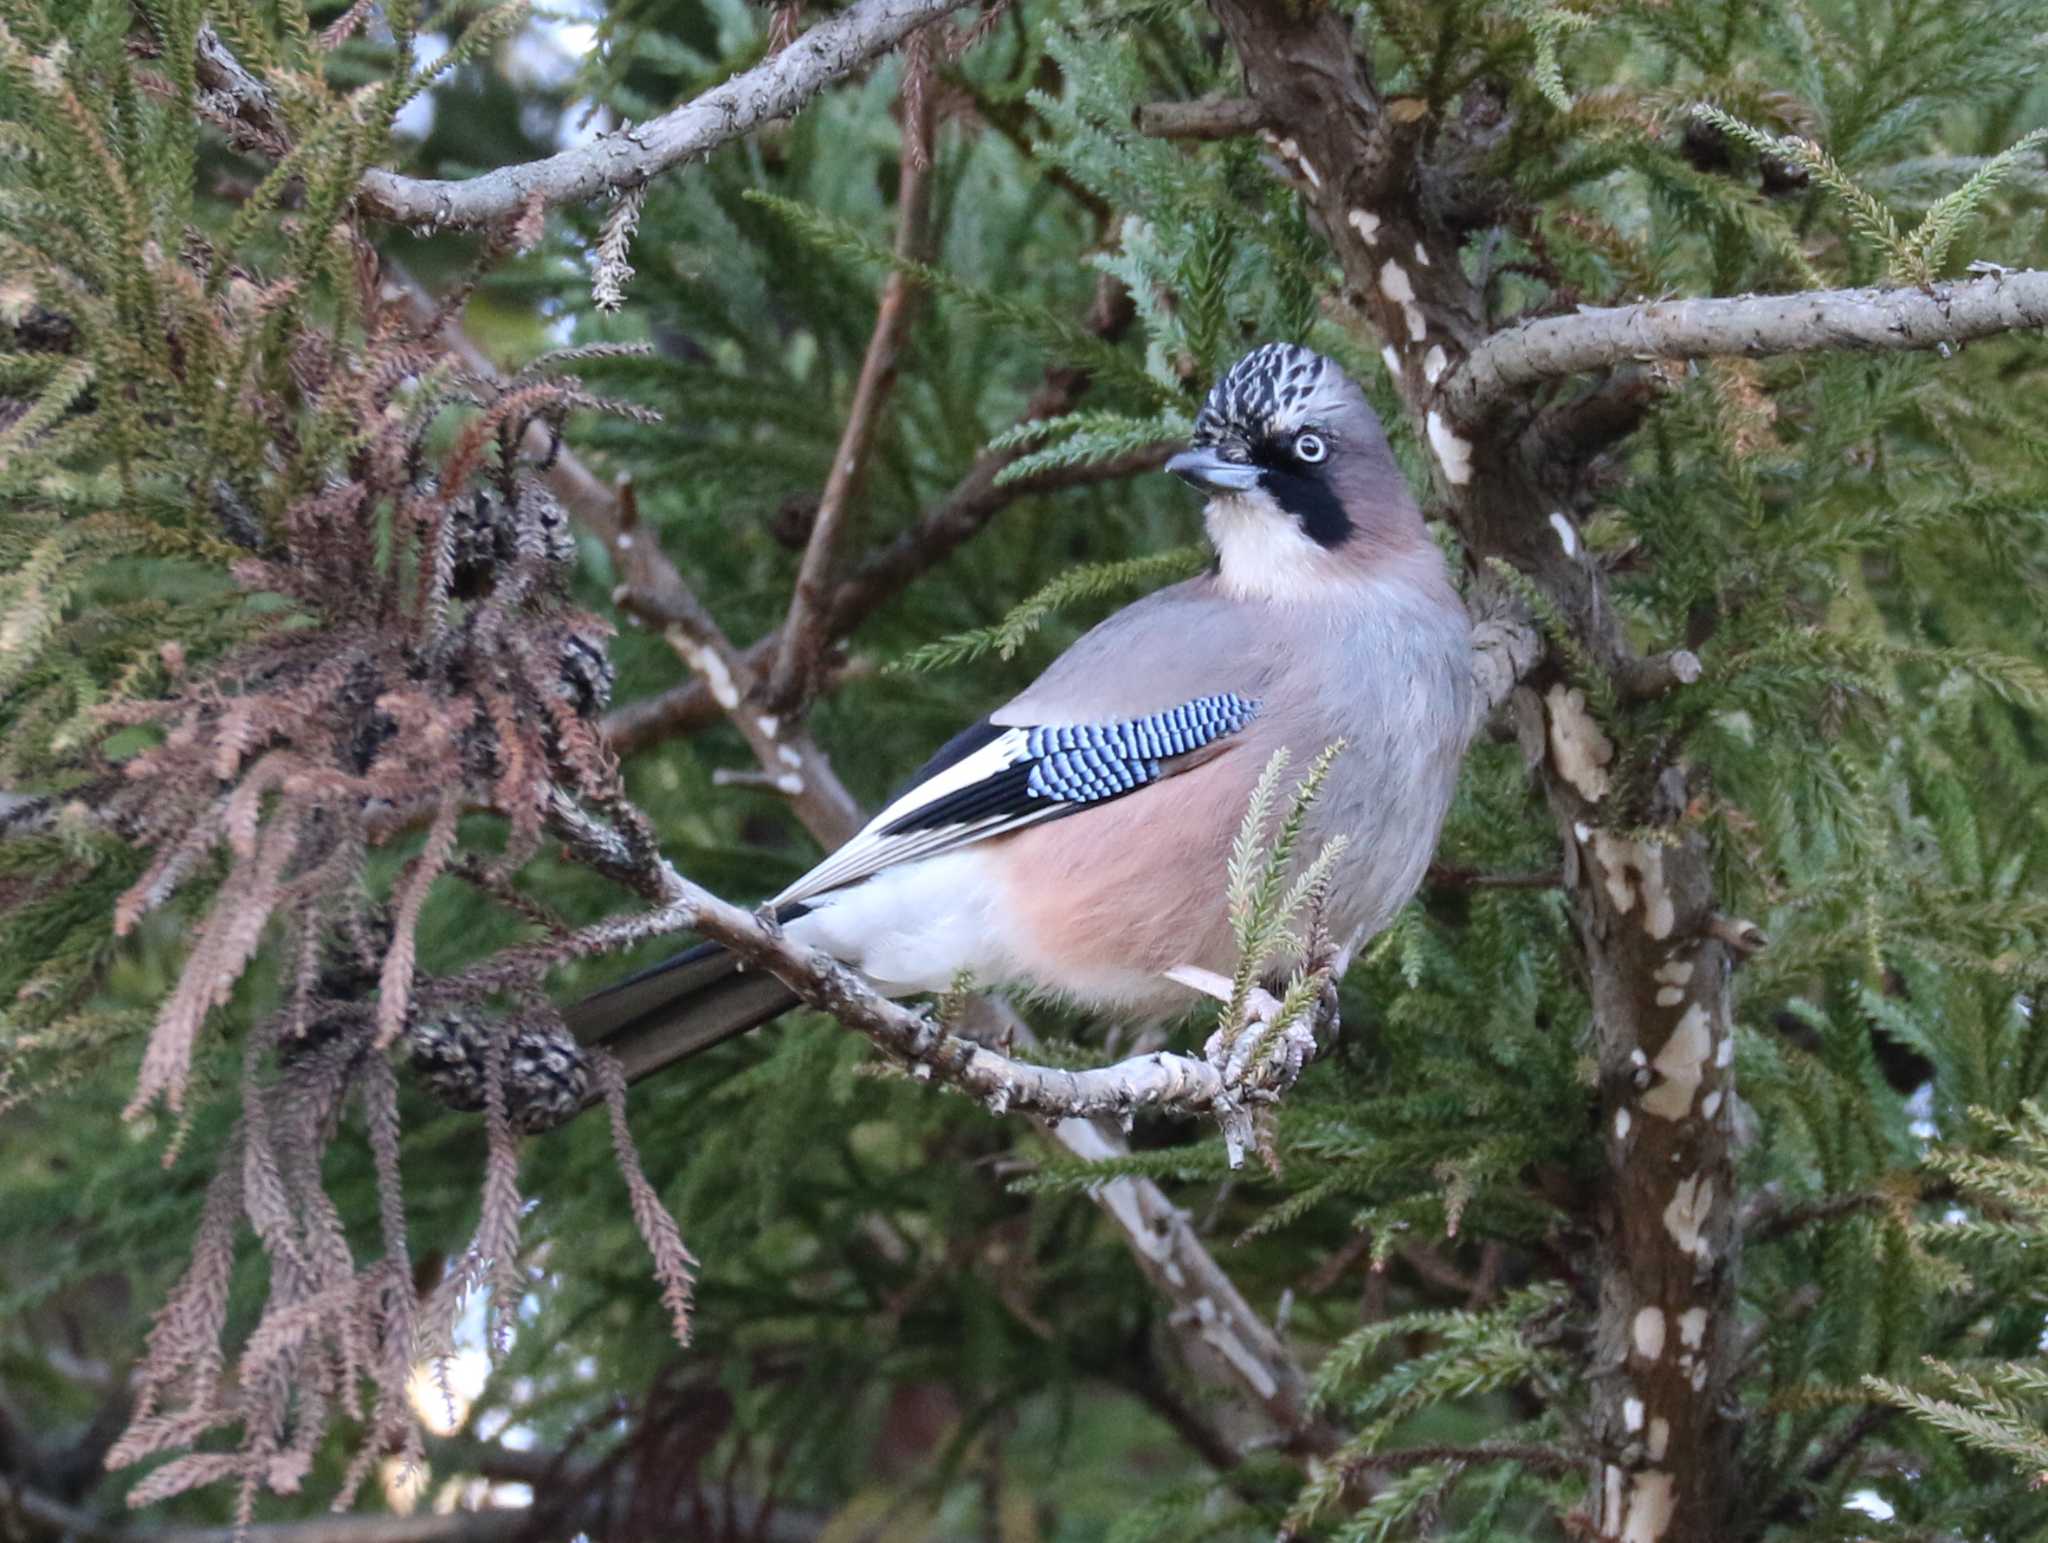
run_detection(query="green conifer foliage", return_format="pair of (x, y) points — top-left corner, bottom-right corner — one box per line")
(2, 0), (2046, 1538)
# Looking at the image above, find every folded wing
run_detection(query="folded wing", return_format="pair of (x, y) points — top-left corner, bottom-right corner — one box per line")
(774, 692), (1260, 906)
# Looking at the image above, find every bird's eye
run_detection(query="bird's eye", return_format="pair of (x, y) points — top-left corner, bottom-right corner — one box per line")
(1294, 432), (1327, 464)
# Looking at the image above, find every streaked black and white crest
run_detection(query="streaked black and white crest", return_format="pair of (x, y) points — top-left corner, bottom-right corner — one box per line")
(1192, 343), (1339, 445)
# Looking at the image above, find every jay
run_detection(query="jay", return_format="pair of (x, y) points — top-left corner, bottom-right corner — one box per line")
(566, 344), (1474, 1076)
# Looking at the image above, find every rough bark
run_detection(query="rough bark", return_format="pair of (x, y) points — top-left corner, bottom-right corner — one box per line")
(1207, 2), (1747, 1535)
(1133, 95), (1270, 139)
(1445, 270), (2048, 421)
(358, 0), (977, 227)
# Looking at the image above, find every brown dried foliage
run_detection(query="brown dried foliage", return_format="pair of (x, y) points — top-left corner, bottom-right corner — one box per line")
(99, 257), (627, 1127)
(1707, 357), (1780, 458)
(599, 1052), (698, 1348)
(68, 236), (699, 1509)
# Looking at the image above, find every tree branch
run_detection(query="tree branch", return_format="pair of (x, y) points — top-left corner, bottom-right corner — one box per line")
(189, 25), (289, 158)
(606, 479), (868, 843)
(0, 1475), (527, 1543)
(554, 506), (1329, 1461)
(592, 279), (1153, 757)
(1347, 1441), (1585, 1478)
(1446, 271), (2048, 422)
(394, 231), (1323, 1478)
(590, 433), (1169, 757)
(541, 802), (1309, 1156)
(1614, 648), (1704, 702)
(1207, 3), (1748, 1536)
(556, 624), (1336, 1461)
(1469, 610), (1544, 726)
(825, 438), (1169, 627)
(532, 784), (1340, 1456)
(765, 72), (938, 713)
(357, 0), (977, 228)
(1133, 96), (1270, 140)
(1052, 1117), (1341, 1459)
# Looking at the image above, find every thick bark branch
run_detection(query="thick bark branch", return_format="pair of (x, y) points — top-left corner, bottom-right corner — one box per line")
(1205, 2), (1755, 1536)
(189, 26), (288, 157)
(358, 0), (976, 228)
(1446, 271), (2048, 421)
(1615, 648), (1704, 702)
(1053, 1117), (1339, 1458)
(1470, 609), (1544, 725)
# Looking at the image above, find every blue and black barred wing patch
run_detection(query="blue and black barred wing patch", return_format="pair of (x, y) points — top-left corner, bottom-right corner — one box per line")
(774, 693), (1259, 905)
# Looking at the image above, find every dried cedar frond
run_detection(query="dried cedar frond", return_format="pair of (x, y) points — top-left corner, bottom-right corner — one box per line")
(7, 24), (700, 1513)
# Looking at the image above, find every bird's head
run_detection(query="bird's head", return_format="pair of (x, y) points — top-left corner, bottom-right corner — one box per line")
(1168, 344), (1425, 597)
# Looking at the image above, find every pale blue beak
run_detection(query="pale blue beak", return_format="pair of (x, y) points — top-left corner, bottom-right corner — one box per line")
(1166, 447), (1262, 493)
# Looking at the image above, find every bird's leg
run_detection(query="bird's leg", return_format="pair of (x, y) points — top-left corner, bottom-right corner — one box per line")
(1162, 965), (1316, 1089)
(1163, 963), (1277, 1018)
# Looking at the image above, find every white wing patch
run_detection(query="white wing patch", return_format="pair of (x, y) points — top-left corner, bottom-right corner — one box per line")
(773, 727), (1044, 906)
(772, 694), (1259, 907)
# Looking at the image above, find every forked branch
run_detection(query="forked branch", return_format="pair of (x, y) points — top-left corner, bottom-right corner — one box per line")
(1445, 270), (2048, 421)
(358, 0), (979, 228)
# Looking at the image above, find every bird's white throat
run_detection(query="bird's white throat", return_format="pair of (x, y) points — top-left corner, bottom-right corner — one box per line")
(1204, 490), (1351, 601)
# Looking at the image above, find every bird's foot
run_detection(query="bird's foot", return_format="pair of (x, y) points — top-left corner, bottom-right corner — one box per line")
(1164, 964), (1317, 1171)
(1163, 965), (1317, 1092)
(1206, 990), (1317, 1090)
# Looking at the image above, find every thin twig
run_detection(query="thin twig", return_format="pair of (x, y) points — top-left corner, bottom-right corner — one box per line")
(1743, 1188), (1891, 1244)
(0, 1473), (531, 1543)
(1345, 1441), (1585, 1478)
(766, 73), (939, 712)
(600, 650), (869, 756)
(824, 434), (1166, 629)
(1802, 1405), (1898, 1486)
(606, 479), (867, 841)
(1426, 865), (1562, 891)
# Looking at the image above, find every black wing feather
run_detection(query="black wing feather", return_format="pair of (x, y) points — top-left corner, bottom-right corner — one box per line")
(777, 692), (1260, 905)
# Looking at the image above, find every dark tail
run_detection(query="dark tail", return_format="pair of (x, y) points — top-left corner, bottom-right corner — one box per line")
(563, 941), (801, 1083)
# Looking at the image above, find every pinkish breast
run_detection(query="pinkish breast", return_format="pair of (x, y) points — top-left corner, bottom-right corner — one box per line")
(988, 749), (1255, 1017)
